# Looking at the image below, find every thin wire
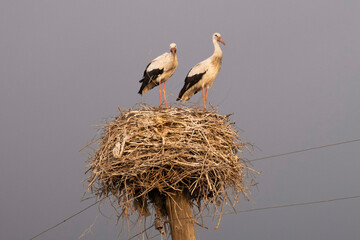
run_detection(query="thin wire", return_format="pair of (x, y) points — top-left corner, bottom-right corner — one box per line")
(133, 195), (360, 239)
(248, 138), (360, 162)
(148, 232), (161, 240)
(30, 194), (360, 240)
(231, 194), (360, 214)
(167, 194), (360, 222)
(127, 224), (155, 240)
(29, 200), (100, 240)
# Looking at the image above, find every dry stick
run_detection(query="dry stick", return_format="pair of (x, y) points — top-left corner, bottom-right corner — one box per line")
(213, 198), (224, 231)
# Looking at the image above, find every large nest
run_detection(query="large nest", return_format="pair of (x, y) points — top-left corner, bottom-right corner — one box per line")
(86, 105), (255, 221)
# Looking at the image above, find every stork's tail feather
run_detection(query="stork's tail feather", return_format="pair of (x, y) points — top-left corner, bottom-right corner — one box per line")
(138, 78), (146, 95)
(177, 85), (187, 101)
(176, 94), (183, 101)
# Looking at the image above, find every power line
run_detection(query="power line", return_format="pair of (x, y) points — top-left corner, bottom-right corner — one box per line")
(30, 194), (360, 240)
(29, 138), (360, 239)
(248, 138), (360, 163)
(127, 194), (360, 240)
(132, 194), (360, 238)
(165, 194), (360, 222)
(128, 224), (155, 240)
(29, 200), (100, 240)
(233, 194), (360, 214)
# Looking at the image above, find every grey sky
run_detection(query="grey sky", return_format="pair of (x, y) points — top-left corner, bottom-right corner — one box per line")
(1, 0), (360, 239)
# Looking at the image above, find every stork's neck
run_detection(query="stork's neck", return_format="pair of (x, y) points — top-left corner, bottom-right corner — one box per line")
(173, 53), (178, 65)
(212, 38), (223, 59)
(169, 52), (178, 69)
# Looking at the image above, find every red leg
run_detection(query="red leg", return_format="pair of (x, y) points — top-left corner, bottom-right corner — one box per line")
(202, 85), (206, 109)
(205, 87), (209, 109)
(163, 81), (167, 107)
(158, 82), (162, 107)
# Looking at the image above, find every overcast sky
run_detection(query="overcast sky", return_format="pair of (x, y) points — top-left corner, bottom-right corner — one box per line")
(1, 1), (360, 239)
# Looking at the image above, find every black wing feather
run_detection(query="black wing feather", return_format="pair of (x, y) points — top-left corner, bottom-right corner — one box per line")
(138, 64), (164, 94)
(177, 70), (207, 100)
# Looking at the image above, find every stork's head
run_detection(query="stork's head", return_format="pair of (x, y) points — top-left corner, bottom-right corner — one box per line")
(213, 33), (225, 46)
(170, 43), (177, 55)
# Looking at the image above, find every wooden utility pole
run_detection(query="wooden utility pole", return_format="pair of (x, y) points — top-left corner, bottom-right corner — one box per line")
(165, 191), (196, 240)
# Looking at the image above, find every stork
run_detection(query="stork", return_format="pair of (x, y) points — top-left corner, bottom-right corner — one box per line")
(177, 33), (225, 109)
(138, 43), (178, 107)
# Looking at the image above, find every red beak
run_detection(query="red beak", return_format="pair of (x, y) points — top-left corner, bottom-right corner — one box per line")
(171, 48), (176, 54)
(218, 37), (226, 46)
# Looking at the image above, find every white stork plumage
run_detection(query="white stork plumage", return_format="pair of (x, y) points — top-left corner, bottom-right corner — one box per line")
(177, 33), (225, 109)
(138, 43), (178, 107)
